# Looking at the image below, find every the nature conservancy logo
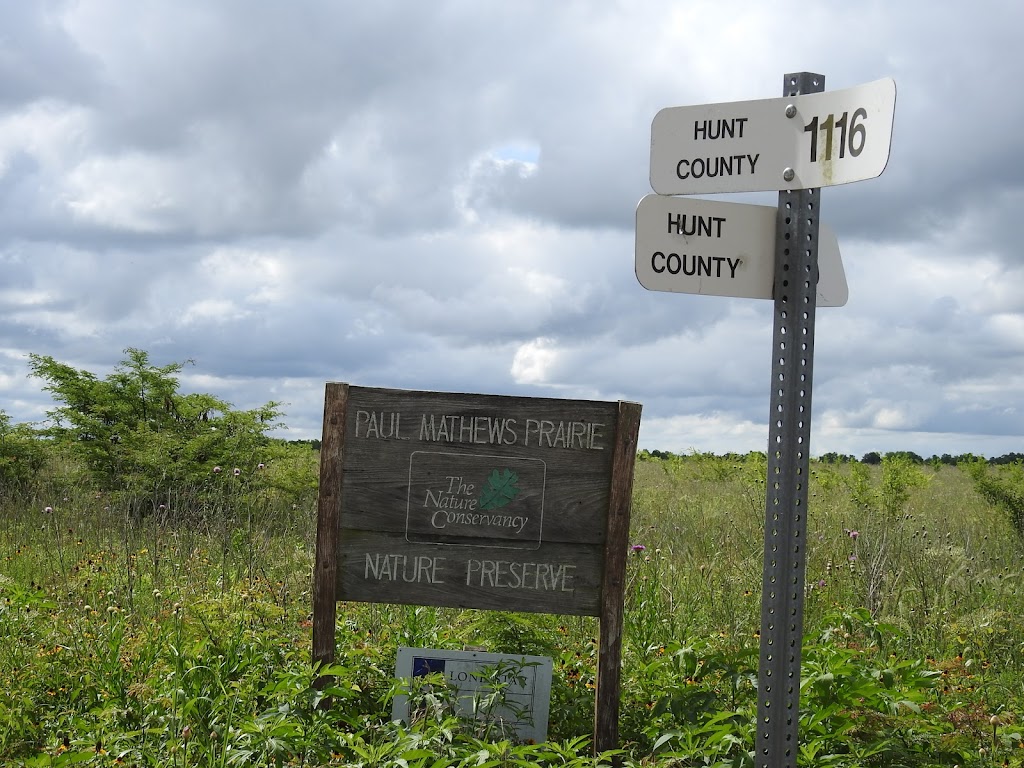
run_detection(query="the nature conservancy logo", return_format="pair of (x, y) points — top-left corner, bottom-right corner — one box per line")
(478, 468), (522, 511)
(406, 452), (545, 548)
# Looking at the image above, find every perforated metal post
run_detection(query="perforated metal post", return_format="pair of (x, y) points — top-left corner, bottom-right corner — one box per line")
(756, 71), (824, 768)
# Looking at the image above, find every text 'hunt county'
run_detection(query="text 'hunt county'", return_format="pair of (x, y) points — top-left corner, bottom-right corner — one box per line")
(676, 117), (758, 181)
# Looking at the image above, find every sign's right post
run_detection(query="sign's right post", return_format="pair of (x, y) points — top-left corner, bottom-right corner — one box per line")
(757, 71), (825, 768)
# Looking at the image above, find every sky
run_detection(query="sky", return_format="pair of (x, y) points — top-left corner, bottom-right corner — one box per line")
(1, 0), (1022, 459)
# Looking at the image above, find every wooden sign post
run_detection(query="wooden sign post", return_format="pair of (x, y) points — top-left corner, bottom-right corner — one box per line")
(312, 384), (641, 752)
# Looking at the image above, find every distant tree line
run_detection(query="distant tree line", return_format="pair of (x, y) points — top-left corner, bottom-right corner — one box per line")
(640, 449), (1023, 466)
(3, 349), (1022, 530)
(636, 447), (1024, 540)
(822, 451), (1024, 466)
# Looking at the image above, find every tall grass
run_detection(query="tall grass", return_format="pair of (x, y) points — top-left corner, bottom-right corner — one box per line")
(2, 450), (1023, 766)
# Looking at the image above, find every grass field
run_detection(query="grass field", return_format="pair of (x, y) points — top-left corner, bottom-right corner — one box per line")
(2, 449), (1023, 766)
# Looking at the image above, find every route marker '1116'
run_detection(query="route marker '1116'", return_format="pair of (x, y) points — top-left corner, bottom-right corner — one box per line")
(650, 77), (896, 195)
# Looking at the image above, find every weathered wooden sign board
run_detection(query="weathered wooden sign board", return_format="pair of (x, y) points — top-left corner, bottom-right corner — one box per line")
(312, 383), (641, 752)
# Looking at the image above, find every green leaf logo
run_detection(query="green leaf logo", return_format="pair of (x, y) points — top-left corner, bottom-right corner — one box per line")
(478, 468), (521, 510)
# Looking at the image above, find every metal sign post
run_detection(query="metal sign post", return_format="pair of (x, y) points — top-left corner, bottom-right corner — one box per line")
(756, 71), (824, 768)
(643, 70), (895, 767)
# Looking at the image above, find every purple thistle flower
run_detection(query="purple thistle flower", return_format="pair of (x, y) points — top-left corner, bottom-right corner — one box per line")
(849, 530), (860, 540)
(630, 544), (646, 553)
(213, 466), (222, 474)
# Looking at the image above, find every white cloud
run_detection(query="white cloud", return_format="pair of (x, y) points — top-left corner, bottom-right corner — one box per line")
(1, 0), (1023, 459)
(639, 412), (767, 455)
(511, 338), (559, 385)
(64, 152), (180, 232)
(0, 101), (91, 173)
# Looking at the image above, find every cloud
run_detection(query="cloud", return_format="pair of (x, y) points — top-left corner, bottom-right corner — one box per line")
(2, 0), (1023, 460)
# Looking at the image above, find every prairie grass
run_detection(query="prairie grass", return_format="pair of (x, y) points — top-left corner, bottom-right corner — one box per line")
(2, 451), (1023, 766)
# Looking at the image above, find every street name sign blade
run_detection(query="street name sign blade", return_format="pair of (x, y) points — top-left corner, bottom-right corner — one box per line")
(634, 195), (848, 307)
(650, 77), (896, 194)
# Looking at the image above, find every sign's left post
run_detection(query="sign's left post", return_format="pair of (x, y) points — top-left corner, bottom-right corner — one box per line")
(312, 382), (348, 694)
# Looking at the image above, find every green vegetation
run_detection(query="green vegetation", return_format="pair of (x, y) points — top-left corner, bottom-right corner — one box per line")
(2, 351), (1024, 766)
(25, 348), (289, 519)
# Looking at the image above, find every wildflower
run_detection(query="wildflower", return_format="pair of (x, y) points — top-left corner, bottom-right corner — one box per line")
(158, 504), (166, 511)
(233, 468), (241, 476)
(818, 579), (826, 588)
(257, 462), (265, 470)
(849, 530), (859, 540)
(182, 725), (192, 741)
(44, 506), (53, 514)
(848, 554), (858, 562)
(630, 544), (646, 553)
(213, 466), (222, 474)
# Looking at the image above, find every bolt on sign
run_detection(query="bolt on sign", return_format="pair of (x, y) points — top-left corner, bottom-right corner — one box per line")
(313, 383), (641, 752)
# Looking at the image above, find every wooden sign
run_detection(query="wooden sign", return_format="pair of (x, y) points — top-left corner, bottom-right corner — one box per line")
(312, 383), (641, 752)
(332, 385), (627, 615)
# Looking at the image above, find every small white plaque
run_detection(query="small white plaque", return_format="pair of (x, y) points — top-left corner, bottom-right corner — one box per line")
(392, 647), (553, 743)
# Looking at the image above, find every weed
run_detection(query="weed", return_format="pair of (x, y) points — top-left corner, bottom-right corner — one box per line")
(2, 449), (1024, 766)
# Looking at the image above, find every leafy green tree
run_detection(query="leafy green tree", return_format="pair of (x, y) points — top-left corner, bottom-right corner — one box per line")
(818, 452), (854, 464)
(991, 452), (1024, 466)
(28, 348), (282, 514)
(0, 410), (47, 495)
(884, 450), (924, 465)
(965, 459), (1024, 538)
